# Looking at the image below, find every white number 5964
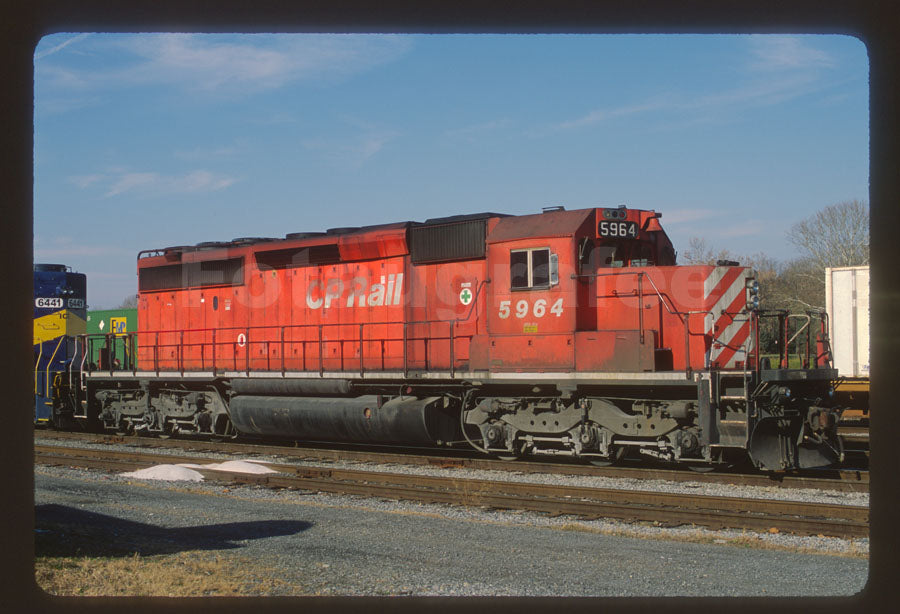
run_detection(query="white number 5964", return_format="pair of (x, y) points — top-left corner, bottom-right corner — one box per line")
(498, 298), (563, 319)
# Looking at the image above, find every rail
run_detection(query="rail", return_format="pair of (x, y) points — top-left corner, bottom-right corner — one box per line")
(34, 442), (869, 538)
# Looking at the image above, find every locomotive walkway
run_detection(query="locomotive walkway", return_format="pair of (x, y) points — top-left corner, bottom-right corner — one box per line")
(34, 441), (868, 539)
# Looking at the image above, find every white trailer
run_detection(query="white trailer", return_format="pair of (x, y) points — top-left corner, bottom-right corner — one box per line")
(825, 266), (870, 378)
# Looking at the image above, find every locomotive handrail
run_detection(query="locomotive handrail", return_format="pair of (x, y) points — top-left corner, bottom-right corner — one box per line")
(67, 332), (80, 389)
(571, 270), (704, 321)
(78, 336), (89, 391)
(44, 336), (65, 398)
(574, 270), (722, 375)
(786, 314), (811, 368)
(34, 338), (42, 397)
(757, 309), (829, 370)
(78, 317), (472, 377)
(456, 278), (485, 324)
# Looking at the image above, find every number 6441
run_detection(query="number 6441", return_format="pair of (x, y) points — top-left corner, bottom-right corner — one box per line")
(498, 298), (564, 319)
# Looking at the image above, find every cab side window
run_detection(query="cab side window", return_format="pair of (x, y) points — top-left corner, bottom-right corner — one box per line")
(510, 247), (557, 289)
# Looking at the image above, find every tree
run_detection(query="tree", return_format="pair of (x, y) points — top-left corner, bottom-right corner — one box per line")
(786, 200), (869, 269)
(679, 200), (868, 357)
(117, 294), (138, 309)
(782, 200), (869, 310)
(680, 237), (734, 265)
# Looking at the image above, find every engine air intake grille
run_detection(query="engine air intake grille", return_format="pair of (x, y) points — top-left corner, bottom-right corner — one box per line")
(255, 244), (342, 269)
(409, 219), (487, 264)
(139, 257), (244, 291)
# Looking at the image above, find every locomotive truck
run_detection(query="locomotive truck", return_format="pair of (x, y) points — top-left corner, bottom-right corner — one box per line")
(52, 206), (843, 471)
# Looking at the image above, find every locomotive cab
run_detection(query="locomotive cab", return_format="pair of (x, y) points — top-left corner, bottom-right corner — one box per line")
(581, 206), (676, 270)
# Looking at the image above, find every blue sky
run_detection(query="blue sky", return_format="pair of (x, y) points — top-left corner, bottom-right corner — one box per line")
(33, 33), (869, 309)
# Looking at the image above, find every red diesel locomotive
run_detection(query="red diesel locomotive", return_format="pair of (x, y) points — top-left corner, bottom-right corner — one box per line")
(70, 206), (843, 471)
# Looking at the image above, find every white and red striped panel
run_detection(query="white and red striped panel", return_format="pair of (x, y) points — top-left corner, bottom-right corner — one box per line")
(703, 266), (754, 368)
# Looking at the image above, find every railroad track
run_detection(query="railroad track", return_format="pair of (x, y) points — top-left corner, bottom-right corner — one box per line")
(34, 443), (868, 539)
(838, 425), (869, 446)
(35, 430), (869, 493)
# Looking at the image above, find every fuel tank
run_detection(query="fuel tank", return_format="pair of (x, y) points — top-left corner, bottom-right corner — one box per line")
(228, 395), (461, 445)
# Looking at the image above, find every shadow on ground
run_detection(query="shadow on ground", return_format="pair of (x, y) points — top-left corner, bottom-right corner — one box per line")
(35, 504), (313, 558)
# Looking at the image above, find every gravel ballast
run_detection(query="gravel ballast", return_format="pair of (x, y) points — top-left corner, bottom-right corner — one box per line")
(34, 462), (869, 597)
(34, 435), (870, 507)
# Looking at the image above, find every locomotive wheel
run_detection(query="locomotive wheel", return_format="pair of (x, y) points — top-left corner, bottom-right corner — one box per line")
(492, 447), (523, 461)
(158, 422), (177, 440)
(686, 463), (716, 473)
(686, 449), (732, 473)
(50, 406), (74, 431)
(491, 441), (526, 461)
(588, 446), (627, 467)
(493, 454), (520, 461)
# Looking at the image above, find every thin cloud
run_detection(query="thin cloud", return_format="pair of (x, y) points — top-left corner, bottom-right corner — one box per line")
(556, 100), (670, 131)
(68, 174), (104, 189)
(303, 134), (395, 165)
(719, 220), (767, 238)
(688, 73), (821, 109)
(248, 112), (300, 126)
(174, 144), (243, 160)
(34, 33), (90, 60)
(106, 172), (159, 197)
(303, 122), (399, 166)
(34, 236), (131, 258)
(445, 119), (513, 141)
(747, 35), (835, 72)
(171, 170), (236, 193)
(38, 34), (413, 98)
(662, 208), (727, 225)
(67, 169), (238, 197)
(553, 36), (839, 134)
(124, 34), (295, 91)
(554, 74), (824, 132)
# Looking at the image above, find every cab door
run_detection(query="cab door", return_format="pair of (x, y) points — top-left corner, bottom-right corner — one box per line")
(485, 238), (575, 371)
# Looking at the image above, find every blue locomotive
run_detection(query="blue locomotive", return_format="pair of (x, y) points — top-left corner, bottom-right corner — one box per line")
(33, 264), (87, 425)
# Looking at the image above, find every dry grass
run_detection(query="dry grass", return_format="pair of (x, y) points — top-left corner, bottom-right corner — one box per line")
(36, 550), (298, 597)
(33, 514), (315, 597)
(555, 521), (869, 559)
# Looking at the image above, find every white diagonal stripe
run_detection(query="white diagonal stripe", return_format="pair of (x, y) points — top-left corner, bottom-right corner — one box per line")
(704, 267), (747, 333)
(710, 316), (754, 365)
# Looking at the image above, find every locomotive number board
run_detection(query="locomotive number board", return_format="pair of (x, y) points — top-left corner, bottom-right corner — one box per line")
(598, 220), (638, 238)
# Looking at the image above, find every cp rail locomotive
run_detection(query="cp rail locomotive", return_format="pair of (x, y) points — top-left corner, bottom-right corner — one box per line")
(46, 206), (844, 471)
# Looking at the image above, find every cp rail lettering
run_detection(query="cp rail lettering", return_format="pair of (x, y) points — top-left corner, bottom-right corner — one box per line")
(306, 273), (404, 309)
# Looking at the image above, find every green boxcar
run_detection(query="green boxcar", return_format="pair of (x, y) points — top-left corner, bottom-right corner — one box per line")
(85, 308), (138, 369)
